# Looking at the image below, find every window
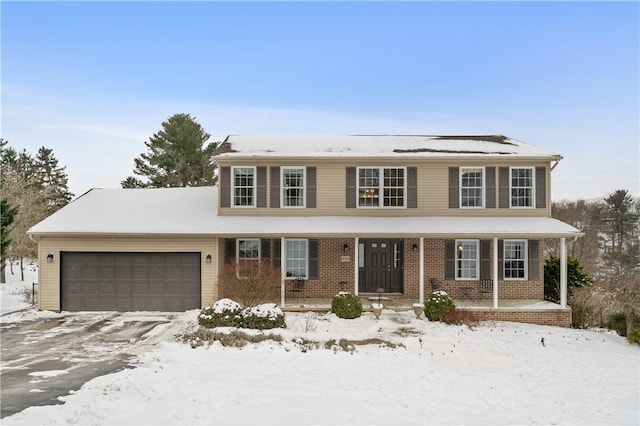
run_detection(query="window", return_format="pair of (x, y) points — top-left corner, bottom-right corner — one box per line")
(236, 238), (260, 277)
(510, 167), (534, 208)
(281, 167), (305, 207)
(357, 167), (405, 207)
(232, 167), (256, 207)
(504, 239), (527, 280)
(285, 239), (308, 278)
(455, 239), (479, 280)
(460, 167), (484, 208)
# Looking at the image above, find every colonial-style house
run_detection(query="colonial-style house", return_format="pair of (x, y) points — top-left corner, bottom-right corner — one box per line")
(28, 135), (582, 326)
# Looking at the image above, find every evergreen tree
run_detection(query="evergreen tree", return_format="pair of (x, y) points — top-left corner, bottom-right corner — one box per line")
(544, 255), (592, 303)
(1, 197), (19, 283)
(33, 147), (74, 215)
(602, 189), (639, 273)
(124, 113), (218, 188)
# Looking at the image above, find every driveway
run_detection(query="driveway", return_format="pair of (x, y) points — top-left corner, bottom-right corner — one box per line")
(1, 311), (184, 418)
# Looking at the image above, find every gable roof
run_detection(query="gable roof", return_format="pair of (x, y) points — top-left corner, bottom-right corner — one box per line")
(215, 135), (562, 160)
(28, 187), (581, 238)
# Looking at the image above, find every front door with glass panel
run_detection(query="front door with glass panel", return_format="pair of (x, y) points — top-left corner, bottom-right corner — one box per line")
(358, 239), (403, 293)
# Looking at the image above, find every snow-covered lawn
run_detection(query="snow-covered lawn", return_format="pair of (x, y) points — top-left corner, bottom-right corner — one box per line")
(3, 307), (638, 425)
(1, 260), (38, 315)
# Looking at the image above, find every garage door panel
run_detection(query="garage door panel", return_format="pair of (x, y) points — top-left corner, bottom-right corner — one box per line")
(61, 252), (201, 312)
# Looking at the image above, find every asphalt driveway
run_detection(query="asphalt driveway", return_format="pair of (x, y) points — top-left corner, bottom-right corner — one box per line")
(1, 311), (182, 418)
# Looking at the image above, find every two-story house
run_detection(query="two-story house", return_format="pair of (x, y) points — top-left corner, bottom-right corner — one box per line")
(28, 135), (582, 326)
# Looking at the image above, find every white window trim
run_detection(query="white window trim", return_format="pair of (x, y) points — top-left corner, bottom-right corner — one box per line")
(285, 238), (309, 280)
(459, 166), (485, 209)
(509, 166), (535, 209)
(455, 239), (480, 281)
(356, 166), (407, 209)
(231, 166), (257, 208)
(280, 166), (306, 208)
(503, 239), (528, 281)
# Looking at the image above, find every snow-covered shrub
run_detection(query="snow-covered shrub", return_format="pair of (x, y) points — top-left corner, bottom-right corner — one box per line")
(331, 292), (363, 319)
(423, 291), (456, 322)
(198, 298), (242, 328)
(239, 303), (286, 330)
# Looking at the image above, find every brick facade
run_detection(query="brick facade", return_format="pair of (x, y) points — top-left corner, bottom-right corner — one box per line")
(461, 308), (572, 327)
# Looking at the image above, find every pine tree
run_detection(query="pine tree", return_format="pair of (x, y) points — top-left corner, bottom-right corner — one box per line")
(603, 189), (640, 273)
(124, 113), (218, 188)
(33, 147), (74, 215)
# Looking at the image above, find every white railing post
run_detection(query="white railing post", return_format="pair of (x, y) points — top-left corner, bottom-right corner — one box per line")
(354, 237), (359, 296)
(560, 237), (567, 308)
(419, 237), (424, 305)
(493, 237), (499, 308)
(281, 237), (286, 307)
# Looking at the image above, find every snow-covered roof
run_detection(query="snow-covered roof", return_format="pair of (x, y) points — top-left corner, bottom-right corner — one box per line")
(28, 187), (581, 238)
(215, 135), (562, 160)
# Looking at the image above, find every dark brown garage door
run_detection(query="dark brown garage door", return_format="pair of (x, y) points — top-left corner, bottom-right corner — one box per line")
(61, 252), (201, 311)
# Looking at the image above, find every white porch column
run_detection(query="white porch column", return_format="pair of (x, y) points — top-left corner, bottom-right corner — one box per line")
(560, 237), (567, 308)
(280, 237), (286, 307)
(354, 237), (359, 296)
(493, 237), (499, 308)
(419, 237), (425, 305)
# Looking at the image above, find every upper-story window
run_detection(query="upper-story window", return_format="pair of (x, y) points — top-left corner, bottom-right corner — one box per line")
(232, 166), (256, 207)
(510, 167), (534, 208)
(358, 167), (406, 208)
(504, 239), (527, 280)
(281, 167), (305, 208)
(460, 167), (485, 208)
(455, 239), (479, 280)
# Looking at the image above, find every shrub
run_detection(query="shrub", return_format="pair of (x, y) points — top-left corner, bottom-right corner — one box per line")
(424, 291), (456, 322)
(441, 309), (477, 328)
(606, 312), (628, 337)
(331, 292), (363, 319)
(198, 298), (242, 328)
(240, 303), (286, 330)
(627, 324), (640, 345)
(218, 261), (281, 307)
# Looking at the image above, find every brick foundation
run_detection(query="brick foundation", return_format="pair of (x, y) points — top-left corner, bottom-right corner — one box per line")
(461, 308), (572, 327)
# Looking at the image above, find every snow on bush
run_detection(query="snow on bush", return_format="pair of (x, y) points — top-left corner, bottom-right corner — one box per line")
(424, 291), (456, 321)
(331, 292), (363, 319)
(198, 299), (285, 330)
(240, 303), (286, 330)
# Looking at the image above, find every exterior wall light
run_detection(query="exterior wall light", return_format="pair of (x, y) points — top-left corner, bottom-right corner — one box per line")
(343, 244), (349, 253)
(46, 253), (54, 263)
(412, 244), (418, 253)
(457, 244), (464, 252)
(206, 254), (212, 264)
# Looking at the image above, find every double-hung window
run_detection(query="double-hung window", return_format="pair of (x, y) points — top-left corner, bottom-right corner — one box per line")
(236, 238), (260, 278)
(504, 239), (527, 280)
(455, 239), (479, 280)
(460, 167), (485, 208)
(281, 167), (305, 208)
(232, 166), (256, 207)
(357, 167), (406, 207)
(510, 167), (534, 208)
(285, 239), (308, 278)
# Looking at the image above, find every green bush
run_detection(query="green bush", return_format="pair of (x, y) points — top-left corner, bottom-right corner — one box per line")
(627, 324), (640, 345)
(424, 291), (456, 322)
(331, 292), (363, 319)
(240, 303), (286, 330)
(606, 312), (628, 337)
(198, 298), (242, 328)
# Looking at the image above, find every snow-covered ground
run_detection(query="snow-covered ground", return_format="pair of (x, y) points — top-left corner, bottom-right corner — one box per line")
(3, 307), (639, 425)
(1, 260), (38, 315)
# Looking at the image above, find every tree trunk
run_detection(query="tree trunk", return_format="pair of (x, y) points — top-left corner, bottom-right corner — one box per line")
(1, 260), (5, 284)
(20, 257), (24, 281)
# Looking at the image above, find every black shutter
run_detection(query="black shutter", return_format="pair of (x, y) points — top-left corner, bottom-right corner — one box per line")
(407, 167), (417, 208)
(346, 167), (356, 208)
(224, 238), (236, 264)
(270, 167), (280, 208)
(309, 239), (319, 280)
(445, 240), (456, 280)
(528, 240), (540, 280)
(261, 239), (271, 261)
(257, 166), (267, 208)
(480, 240), (491, 280)
(220, 167), (230, 208)
(307, 167), (317, 208)
(273, 239), (281, 269)
(535, 167), (546, 209)
(486, 167), (496, 209)
(449, 167), (459, 208)
(498, 240), (504, 280)
(499, 167), (509, 209)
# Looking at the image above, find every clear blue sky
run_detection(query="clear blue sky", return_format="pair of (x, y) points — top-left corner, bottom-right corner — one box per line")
(2, 1), (638, 200)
